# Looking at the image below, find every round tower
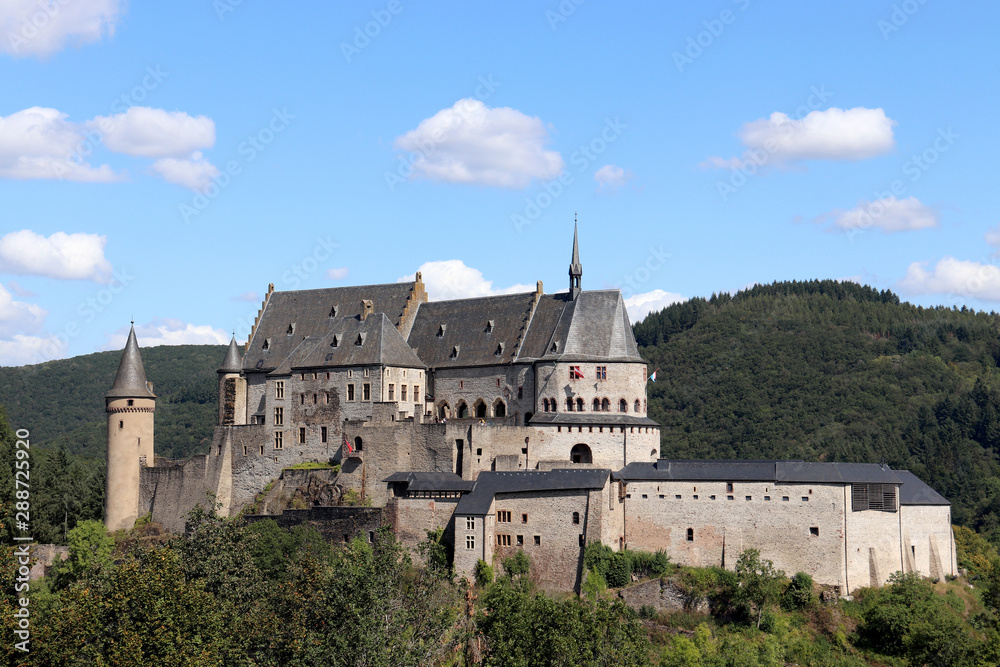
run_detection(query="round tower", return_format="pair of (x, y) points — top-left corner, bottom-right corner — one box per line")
(105, 324), (156, 532)
(217, 335), (246, 425)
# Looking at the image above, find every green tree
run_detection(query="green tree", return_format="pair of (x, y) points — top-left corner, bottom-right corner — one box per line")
(732, 549), (784, 629)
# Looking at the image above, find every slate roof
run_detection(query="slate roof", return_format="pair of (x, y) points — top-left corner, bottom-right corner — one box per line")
(407, 292), (537, 367)
(455, 469), (610, 515)
(615, 459), (905, 486)
(516, 291), (642, 362)
(261, 313), (425, 374)
(107, 325), (156, 398)
(896, 470), (951, 506)
(528, 413), (660, 427)
(383, 471), (474, 492)
(245, 283), (417, 371)
(218, 336), (242, 373)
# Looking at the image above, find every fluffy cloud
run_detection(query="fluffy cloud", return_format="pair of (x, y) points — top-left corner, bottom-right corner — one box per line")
(0, 107), (118, 182)
(0, 230), (113, 282)
(0, 0), (124, 58)
(93, 107), (215, 158)
(702, 107), (896, 168)
(105, 318), (230, 350)
(0, 334), (67, 367)
(398, 260), (534, 301)
(0, 282), (45, 338)
(594, 164), (632, 193)
(820, 196), (938, 233)
(898, 257), (1000, 301)
(624, 289), (685, 323)
(151, 152), (219, 191)
(325, 267), (350, 280)
(393, 99), (564, 188)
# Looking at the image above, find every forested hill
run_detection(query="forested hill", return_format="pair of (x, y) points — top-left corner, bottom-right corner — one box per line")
(0, 344), (224, 460)
(636, 280), (1000, 540)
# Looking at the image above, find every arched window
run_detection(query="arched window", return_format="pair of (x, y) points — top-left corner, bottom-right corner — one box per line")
(634, 399), (641, 413)
(542, 398), (550, 412)
(457, 402), (469, 418)
(475, 400), (487, 418)
(570, 443), (592, 464)
(550, 397), (557, 411)
(566, 397), (574, 411)
(494, 400), (506, 417)
(619, 399), (628, 413)
(354, 436), (363, 452)
(438, 402), (450, 419)
(576, 397), (584, 412)
(593, 398), (601, 411)
(601, 398), (610, 412)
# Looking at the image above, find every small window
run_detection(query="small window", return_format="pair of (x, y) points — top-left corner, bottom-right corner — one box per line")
(118, 420), (123, 429)
(727, 495), (734, 500)
(516, 535), (523, 546)
(810, 526), (819, 537)
(497, 510), (511, 523)
(300, 394), (305, 405)
(782, 496), (790, 502)
(126, 399), (134, 407)
(363, 383), (371, 401)
(299, 427), (306, 444)
(692, 495), (698, 500)
(686, 528), (694, 542)
(388, 384), (394, 400)
(437, 323), (447, 337)
(569, 365), (583, 379)
(675, 494), (681, 499)
(517, 386), (523, 399)
(579, 534), (585, 546)
(521, 513), (528, 523)
(348, 369), (353, 378)
(596, 365), (606, 380)
(274, 431), (283, 449)
(572, 511), (580, 524)
(243, 445), (247, 456)
(619, 398), (628, 412)
(801, 497), (809, 502)
(274, 407), (284, 425)
(321, 426), (328, 443)
(286, 323), (295, 335)
(275, 381), (284, 399)
(329, 306), (338, 318)
(466, 535), (475, 549)
(642, 494), (648, 499)
(401, 385), (407, 401)
(262, 338), (270, 350)
(497, 534), (511, 547)
(486, 320), (494, 332)
(313, 393), (317, 404)
(355, 334), (364, 346)
(533, 535), (540, 546)
(466, 517), (475, 530)
(764, 496), (771, 501)
(347, 384), (355, 401)
(745, 496), (752, 501)
(413, 385), (420, 402)
(450, 346), (460, 359)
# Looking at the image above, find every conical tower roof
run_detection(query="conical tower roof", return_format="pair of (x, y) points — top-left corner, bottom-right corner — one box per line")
(218, 335), (243, 373)
(106, 324), (156, 398)
(569, 221), (582, 278)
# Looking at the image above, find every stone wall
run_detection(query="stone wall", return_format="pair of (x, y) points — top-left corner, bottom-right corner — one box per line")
(244, 506), (386, 544)
(386, 495), (461, 560)
(432, 364), (534, 423)
(534, 361), (649, 417)
(900, 505), (957, 580)
(618, 578), (710, 614)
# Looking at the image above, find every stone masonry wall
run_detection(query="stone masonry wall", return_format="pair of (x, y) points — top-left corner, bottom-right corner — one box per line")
(534, 361), (649, 418)
(900, 505), (957, 580)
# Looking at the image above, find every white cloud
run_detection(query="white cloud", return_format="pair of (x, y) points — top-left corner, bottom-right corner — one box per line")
(594, 164), (632, 193)
(0, 107), (118, 182)
(394, 99), (564, 188)
(624, 289), (685, 323)
(0, 282), (46, 338)
(0, 230), (113, 282)
(398, 260), (534, 301)
(6, 281), (35, 297)
(325, 267), (350, 280)
(0, 334), (67, 366)
(105, 318), (230, 350)
(94, 107), (215, 158)
(230, 291), (260, 303)
(151, 152), (219, 191)
(702, 107), (896, 168)
(821, 196), (938, 233)
(0, 0), (124, 58)
(898, 257), (1000, 301)
(985, 225), (1000, 256)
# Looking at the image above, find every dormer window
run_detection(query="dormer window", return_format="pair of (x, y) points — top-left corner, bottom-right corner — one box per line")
(356, 333), (365, 346)
(262, 338), (271, 350)
(495, 342), (504, 356)
(329, 305), (338, 318)
(437, 323), (447, 337)
(550, 340), (559, 353)
(450, 345), (460, 359)
(486, 320), (494, 333)
(331, 334), (340, 348)
(286, 323), (295, 335)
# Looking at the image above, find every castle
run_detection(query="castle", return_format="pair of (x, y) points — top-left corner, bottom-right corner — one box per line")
(104, 226), (957, 594)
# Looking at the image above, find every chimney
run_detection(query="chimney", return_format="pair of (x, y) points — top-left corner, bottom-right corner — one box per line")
(360, 299), (374, 321)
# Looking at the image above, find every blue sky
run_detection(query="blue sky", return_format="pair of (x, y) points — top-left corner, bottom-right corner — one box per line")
(0, 1), (997, 365)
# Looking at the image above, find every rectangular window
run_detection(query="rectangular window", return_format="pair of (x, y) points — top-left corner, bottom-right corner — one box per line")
(686, 528), (694, 542)
(726, 482), (734, 493)
(299, 427), (306, 444)
(321, 426), (328, 443)
(348, 370), (353, 378)
(466, 517), (475, 530)
(364, 368), (370, 377)
(810, 526), (819, 537)
(413, 385), (420, 402)
(363, 383), (371, 401)
(312, 372), (318, 380)
(273, 407), (284, 426)
(313, 393), (317, 404)
(533, 535), (540, 546)
(401, 385), (407, 401)
(275, 381), (284, 399)
(466, 535), (475, 549)
(347, 384), (355, 401)
(497, 378), (501, 387)
(300, 394), (305, 405)
(301, 372), (306, 381)
(851, 483), (897, 512)
(572, 511), (580, 524)
(521, 513), (528, 523)
(388, 384), (395, 400)
(569, 365), (583, 379)
(497, 534), (511, 547)
(274, 431), (283, 449)
(516, 535), (524, 546)
(596, 365), (607, 380)
(497, 510), (511, 523)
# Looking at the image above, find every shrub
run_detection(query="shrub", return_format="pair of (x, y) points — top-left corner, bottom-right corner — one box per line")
(502, 550), (530, 578)
(606, 553), (631, 588)
(781, 571), (815, 610)
(474, 559), (494, 587)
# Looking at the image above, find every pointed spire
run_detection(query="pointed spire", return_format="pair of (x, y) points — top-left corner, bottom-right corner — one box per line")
(106, 324), (156, 398)
(569, 216), (583, 299)
(219, 335), (243, 373)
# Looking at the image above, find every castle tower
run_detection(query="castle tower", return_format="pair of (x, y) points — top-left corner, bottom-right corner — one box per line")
(105, 324), (156, 531)
(569, 219), (583, 300)
(218, 335), (246, 426)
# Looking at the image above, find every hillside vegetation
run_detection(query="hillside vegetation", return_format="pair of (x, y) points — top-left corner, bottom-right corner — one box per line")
(635, 280), (1000, 541)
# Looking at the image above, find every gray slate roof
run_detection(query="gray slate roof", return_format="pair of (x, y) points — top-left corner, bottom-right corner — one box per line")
(219, 336), (242, 373)
(245, 283), (416, 371)
(455, 469), (610, 515)
(383, 471), (474, 492)
(516, 291), (642, 362)
(896, 470), (951, 506)
(614, 459), (920, 487)
(407, 292), (537, 367)
(263, 313), (425, 374)
(106, 325), (156, 398)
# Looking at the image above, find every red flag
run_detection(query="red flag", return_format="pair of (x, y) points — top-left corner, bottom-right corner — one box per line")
(344, 435), (353, 454)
